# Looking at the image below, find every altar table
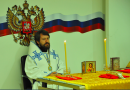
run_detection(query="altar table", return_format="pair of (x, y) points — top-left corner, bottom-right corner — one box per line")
(36, 71), (130, 89)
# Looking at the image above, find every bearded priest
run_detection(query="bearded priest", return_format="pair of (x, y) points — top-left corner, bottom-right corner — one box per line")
(25, 29), (71, 89)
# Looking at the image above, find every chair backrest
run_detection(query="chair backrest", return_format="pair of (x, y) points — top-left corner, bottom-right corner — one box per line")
(21, 55), (32, 89)
(21, 55), (28, 76)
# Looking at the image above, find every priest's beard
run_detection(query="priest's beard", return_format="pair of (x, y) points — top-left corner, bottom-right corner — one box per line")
(38, 42), (50, 52)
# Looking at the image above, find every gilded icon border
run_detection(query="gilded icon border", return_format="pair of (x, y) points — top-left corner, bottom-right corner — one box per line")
(82, 61), (96, 73)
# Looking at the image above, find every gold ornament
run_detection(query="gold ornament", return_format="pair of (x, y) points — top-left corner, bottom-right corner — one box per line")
(7, 0), (45, 46)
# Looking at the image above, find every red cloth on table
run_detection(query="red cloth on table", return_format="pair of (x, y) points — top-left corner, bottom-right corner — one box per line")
(99, 74), (129, 79)
(117, 69), (130, 73)
(56, 76), (82, 80)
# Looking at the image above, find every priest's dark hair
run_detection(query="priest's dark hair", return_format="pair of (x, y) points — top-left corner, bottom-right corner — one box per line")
(34, 29), (50, 46)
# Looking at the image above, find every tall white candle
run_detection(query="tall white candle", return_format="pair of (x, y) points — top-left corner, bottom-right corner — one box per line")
(104, 38), (107, 68)
(64, 40), (68, 71)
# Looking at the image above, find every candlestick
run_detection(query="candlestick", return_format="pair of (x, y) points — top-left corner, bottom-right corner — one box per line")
(104, 38), (107, 69)
(64, 40), (68, 71)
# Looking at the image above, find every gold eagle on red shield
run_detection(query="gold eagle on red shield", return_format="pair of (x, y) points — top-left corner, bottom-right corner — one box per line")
(7, 0), (45, 46)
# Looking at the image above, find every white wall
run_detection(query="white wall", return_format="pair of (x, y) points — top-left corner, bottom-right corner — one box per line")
(0, 0), (105, 89)
(106, 0), (130, 67)
(0, 35), (28, 89)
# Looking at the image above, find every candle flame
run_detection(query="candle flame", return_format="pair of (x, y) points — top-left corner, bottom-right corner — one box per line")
(64, 40), (66, 42)
(104, 38), (106, 41)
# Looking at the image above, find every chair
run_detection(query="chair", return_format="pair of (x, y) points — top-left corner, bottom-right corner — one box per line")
(21, 55), (32, 89)
(21, 55), (47, 90)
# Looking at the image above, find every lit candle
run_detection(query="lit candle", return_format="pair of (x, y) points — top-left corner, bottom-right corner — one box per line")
(104, 38), (107, 69)
(64, 40), (68, 71)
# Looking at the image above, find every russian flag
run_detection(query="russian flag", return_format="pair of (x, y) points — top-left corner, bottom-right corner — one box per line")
(0, 12), (105, 37)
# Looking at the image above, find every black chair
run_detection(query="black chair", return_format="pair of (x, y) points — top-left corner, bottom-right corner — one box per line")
(21, 55), (47, 90)
(21, 55), (32, 89)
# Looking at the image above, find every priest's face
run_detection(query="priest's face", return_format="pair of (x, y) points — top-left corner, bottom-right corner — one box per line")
(37, 34), (50, 49)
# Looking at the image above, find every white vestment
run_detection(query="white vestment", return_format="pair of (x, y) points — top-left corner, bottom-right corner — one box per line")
(25, 41), (72, 89)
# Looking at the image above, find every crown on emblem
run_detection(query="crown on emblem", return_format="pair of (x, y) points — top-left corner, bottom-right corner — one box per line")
(23, 0), (29, 10)
(18, 6), (22, 11)
(30, 6), (34, 11)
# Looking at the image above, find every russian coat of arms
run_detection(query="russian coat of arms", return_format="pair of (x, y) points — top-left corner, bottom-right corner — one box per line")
(7, 0), (45, 46)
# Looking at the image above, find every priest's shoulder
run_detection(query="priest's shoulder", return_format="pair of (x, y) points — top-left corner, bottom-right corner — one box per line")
(30, 40), (36, 45)
(50, 48), (58, 54)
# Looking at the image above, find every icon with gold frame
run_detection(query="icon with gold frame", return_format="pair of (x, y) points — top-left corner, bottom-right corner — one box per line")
(81, 61), (86, 74)
(110, 57), (120, 71)
(85, 61), (96, 73)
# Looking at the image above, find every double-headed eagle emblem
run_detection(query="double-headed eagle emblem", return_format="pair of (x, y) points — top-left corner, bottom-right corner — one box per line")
(7, 0), (45, 46)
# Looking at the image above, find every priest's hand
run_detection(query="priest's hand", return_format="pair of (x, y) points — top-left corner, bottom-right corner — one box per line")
(48, 72), (57, 76)
(56, 73), (62, 76)
(48, 72), (62, 76)
(52, 71), (57, 74)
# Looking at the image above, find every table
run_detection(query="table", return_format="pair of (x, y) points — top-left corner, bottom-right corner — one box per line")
(36, 77), (86, 90)
(36, 71), (130, 89)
